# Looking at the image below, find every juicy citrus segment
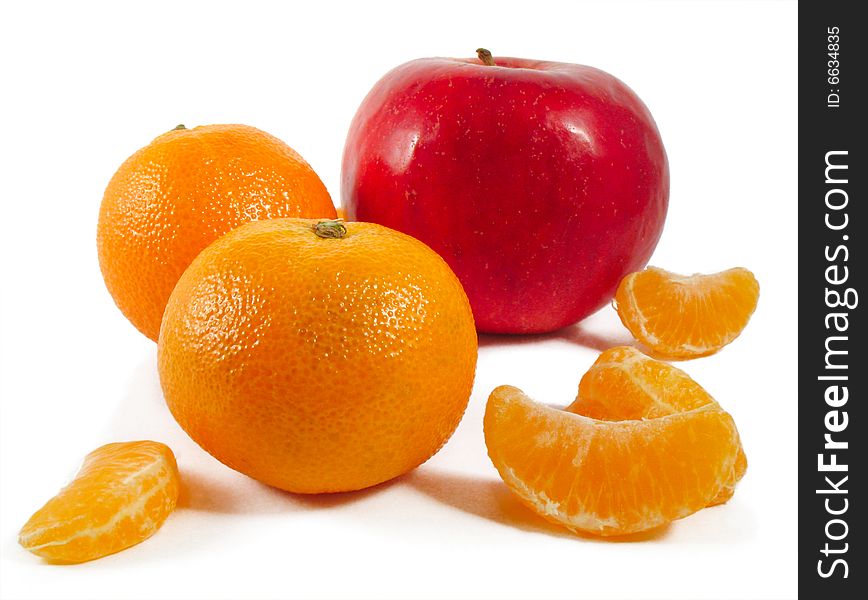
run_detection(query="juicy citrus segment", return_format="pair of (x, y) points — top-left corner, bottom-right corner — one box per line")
(484, 385), (740, 536)
(614, 267), (759, 359)
(567, 346), (747, 506)
(567, 346), (716, 420)
(19, 441), (180, 563)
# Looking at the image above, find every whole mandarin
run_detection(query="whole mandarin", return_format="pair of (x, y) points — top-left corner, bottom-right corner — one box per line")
(98, 124), (335, 340)
(158, 218), (477, 493)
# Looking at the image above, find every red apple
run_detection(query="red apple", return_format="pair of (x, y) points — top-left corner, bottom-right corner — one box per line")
(342, 49), (669, 334)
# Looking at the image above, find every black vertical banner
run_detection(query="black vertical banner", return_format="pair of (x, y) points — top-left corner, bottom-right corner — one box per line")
(799, 1), (865, 597)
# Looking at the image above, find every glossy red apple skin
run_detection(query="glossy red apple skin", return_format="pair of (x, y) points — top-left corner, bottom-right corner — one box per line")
(342, 55), (669, 334)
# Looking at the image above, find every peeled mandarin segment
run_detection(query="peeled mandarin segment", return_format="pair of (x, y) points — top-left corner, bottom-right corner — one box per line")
(19, 441), (180, 564)
(485, 385), (741, 536)
(567, 346), (717, 420)
(567, 346), (747, 506)
(614, 267), (760, 359)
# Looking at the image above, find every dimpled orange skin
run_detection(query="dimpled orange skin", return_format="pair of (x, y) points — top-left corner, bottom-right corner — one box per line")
(158, 218), (477, 494)
(19, 441), (180, 564)
(97, 124), (336, 341)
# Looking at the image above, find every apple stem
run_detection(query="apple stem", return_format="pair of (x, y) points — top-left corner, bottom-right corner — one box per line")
(476, 48), (496, 66)
(313, 219), (347, 239)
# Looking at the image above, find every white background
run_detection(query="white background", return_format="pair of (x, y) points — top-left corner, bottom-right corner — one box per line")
(0, 1), (797, 599)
